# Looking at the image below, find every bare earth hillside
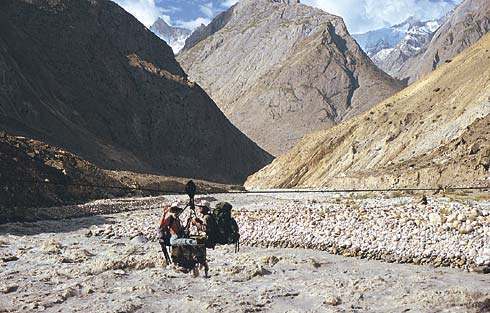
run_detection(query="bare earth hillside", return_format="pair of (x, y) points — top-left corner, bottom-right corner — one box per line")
(0, 132), (240, 221)
(178, 0), (403, 156)
(246, 34), (490, 190)
(0, 0), (272, 184)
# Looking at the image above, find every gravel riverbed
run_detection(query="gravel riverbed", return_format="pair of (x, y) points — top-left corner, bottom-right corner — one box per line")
(1, 192), (489, 312)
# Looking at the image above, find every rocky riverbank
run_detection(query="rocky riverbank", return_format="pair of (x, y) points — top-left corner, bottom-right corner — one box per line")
(66, 192), (490, 272)
(235, 194), (490, 272)
(1, 192), (490, 312)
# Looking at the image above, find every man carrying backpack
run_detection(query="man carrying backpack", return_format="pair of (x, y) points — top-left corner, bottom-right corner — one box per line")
(212, 202), (241, 252)
(193, 200), (219, 248)
(158, 202), (197, 247)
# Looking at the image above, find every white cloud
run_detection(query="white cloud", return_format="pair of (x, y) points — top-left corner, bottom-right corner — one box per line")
(302, 0), (460, 34)
(175, 17), (211, 30)
(112, 0), (166, 27)
(221, 0), (238, 7)
(200, 2), (215, 18)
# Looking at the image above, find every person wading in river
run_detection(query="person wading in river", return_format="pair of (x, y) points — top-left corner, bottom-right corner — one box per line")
(159, 202), (197, 246)
(192, 200), (219, 248)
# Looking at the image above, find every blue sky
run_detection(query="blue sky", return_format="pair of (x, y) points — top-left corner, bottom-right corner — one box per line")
(112, 0), (461, 34)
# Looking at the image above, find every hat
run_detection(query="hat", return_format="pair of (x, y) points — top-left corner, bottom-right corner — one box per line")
(171, 201), (182, 208)
(196, 200), (210, 208)
(169, 206), (184, 213)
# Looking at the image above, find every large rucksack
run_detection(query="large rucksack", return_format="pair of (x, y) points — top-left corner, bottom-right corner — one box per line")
(213, 202), (240, 246)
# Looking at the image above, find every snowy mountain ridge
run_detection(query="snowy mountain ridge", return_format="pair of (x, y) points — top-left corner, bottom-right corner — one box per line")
(150, 18), (192, 54)
(353, 17), (443, 61)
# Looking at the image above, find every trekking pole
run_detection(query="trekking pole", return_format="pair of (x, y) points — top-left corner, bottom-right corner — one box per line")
(183, 180), (197, 237)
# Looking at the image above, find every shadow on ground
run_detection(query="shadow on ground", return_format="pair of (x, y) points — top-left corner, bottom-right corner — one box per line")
(0, 215), (108, 236)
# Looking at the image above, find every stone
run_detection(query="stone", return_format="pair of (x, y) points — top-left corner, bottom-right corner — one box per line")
(459, 224), (474, 234)
(447, 214), (457, 223)
(324, 296), (342, 306)
(472, 266), (490, 274)
(1, 255), (19, 262)
(428, 213), (442, 224)
(457, 214), (467, 222)
(130, 235), (148, 244)
(0, 285), (19, 294)
(469, 249), (478, 258)
(475, 256), (490, 266)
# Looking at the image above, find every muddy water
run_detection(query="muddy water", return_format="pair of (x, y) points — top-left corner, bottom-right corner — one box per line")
(0, 193), (489, 312)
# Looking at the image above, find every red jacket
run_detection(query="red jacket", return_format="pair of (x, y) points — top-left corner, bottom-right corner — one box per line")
(159, 209), (183, 236)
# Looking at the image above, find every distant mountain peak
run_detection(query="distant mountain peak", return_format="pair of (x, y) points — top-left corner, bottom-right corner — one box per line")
(150, 18), (192, 54)
(360, 0), (490, 84)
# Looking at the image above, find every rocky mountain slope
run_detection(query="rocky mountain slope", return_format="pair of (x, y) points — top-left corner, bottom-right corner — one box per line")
(182, 8), (235, 52)
(150, 18), (191, 54)
(354, 17), (444, 83)
(399, 0), (490, 83)
(0, 0), (272, 184)
(0, 131), (128, 212)
(246, 34), (490, 190)
(0, 132), (240, 217)
(178, 0), (403, 156)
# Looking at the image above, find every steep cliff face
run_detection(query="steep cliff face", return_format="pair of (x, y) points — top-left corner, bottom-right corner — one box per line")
(0, 0), (272, 184)
(246, 34), (490, 190)
(178, 0), (403, 156)
(401, 0), (490, 83)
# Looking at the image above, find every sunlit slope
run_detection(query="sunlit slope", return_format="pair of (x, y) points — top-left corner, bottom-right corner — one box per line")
(246, 34), (490, 189)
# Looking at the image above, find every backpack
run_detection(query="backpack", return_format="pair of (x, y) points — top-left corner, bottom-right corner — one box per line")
(202, 214), (219, 249)
(212, 202), (240, 245)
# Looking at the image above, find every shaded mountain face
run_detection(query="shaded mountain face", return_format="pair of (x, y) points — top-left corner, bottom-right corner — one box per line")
(178, 0), (403, 156)
(150, 18), (191, 54)
(0, 131), (129, 213)
(398, 0), (490, 83)
(0, 131), (239, 216)
(246, 34), (490, 190)
(0, 0), (272, 184)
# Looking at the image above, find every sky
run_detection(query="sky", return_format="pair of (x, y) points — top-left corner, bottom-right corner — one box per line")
(112, 0), (461, 34)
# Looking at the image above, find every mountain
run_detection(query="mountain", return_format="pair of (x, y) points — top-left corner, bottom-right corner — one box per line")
(373, 18), (443, 82)
(0, 131), (128, 212)
(353, 17), (444, 83)
(182, 8), (235, 52)
(246, 34), (490, 190)
(0, 0), (272, 184)
(150, 18), (191, 54)
(352, 18), (413, 58)
(400, 0), (490, 84)
(0, 131), (240, 219)
(178, 0), (403, 156)
(354, 17), (443, 61)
